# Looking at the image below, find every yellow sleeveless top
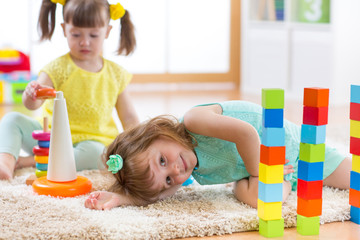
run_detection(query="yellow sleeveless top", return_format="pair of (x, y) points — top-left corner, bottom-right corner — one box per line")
(40, 53), (132, 146)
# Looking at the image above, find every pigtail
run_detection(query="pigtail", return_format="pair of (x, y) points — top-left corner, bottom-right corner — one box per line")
(38, 0), (58, 41)
(118, 11), (136, 56)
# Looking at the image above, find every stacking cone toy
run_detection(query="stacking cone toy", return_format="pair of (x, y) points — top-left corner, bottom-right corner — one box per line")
(32, 90), (92, 197)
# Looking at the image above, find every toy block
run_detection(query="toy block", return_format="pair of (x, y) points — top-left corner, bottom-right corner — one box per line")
(351, 85), (360, 104)
(259, 163), (284, 184)
(297, 179), (323, 200)
(297, 215), (320, 235)
(350, 102), (360, 121)
(350, 120), (360, 138)
(261, 127), (285, 147)
(262, 88), (284, 109)
(303, 106), (328, 125)
(260, 145), (286, 165)
(11, 82), (28, 103)
(259, 218), (284, 237)
(297, 197), (322, 217)
(350, 171), (360, 191)
(349, 188), (360, 208)
(301, 124), (326, 144)
(25, 174), (37, 186)
(299, 143), (325, 163)
(350, 137), (360, 156)
(258, 181), (283, 202)
(350, 206), (360, 224)
(303, 87), (329, 107)
(297, 160), (324, 181)
(262, 108), (284, 128)
(257, 199), (282, 220)
(352, 155), (360, 173)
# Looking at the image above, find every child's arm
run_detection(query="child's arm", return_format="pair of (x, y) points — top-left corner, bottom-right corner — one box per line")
(22, 72), (54, 110)
(84, 191), (134, 210)
(183, 104), (261, 176)
(115, 89), (139, 130)
(234, 161), (294, 208)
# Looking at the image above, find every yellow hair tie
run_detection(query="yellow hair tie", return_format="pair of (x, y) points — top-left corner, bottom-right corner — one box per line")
(110, 3), (126, 20)
(50, 0), (66, 5)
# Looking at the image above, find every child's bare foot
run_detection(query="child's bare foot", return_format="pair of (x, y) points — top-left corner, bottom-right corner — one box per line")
(0, 153), (16, 180)
(15, 156), (35, 169)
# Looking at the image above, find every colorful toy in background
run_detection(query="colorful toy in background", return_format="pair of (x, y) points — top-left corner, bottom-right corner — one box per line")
(349, 84), (360, 225)
(32, 117), (50, 178)
(296, 87), (329, 235)
(32, 88), (92, 198)
(0, 48), (36, 104)
(258, 88), (285, 238)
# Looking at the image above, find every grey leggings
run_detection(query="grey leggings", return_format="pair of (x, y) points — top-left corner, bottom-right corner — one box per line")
(0, 112), (105, 170)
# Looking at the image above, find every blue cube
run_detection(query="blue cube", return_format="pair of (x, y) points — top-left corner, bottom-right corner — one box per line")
(297, 160), (324, 181)
(301, 124), (326, 144)
(350, 171), (360, 191)
(262, 127), (285, 147)
(262, 108), (284, 128)
(351, 206), (360, 224)
(258, 181), (283, 203)
(351, 85), (360, 104)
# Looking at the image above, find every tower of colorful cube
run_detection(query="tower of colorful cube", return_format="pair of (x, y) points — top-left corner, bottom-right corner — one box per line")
(349, 84), (360, 224)
(296, 87), (329, 235)
(258, 88), (285, 238)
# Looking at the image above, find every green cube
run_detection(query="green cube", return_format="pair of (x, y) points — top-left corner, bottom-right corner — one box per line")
(262, 89), (284, 109)
(259, 218), (284, 238)
(299, 143), (325, 163)
(297, 215), (320, 235)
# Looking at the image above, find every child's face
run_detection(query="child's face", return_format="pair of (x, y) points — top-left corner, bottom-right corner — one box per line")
(61, 22), (112, 62)
(144, 137), (198, 199)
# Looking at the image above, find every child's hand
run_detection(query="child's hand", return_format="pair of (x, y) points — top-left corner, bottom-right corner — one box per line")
(84, 191), (123, 210)
(284, 159), (294, 175)
(24, 81), (50, 101)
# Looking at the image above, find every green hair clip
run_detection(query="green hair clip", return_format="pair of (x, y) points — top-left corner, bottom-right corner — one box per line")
(106, 154), (123, 174)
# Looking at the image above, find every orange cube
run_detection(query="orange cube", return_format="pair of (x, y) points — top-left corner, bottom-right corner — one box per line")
(350, 188), (360, 208)
(303, 88), (329, 107)
(297, 197), (322, 217)
(260, 145), (286, 165)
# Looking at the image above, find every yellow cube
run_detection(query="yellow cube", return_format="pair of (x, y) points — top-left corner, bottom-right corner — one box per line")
(350, 120), (360, 138)
(257, 199), (282, 220)
(259, 163), (283, 184)
(353, 154), (360, 173)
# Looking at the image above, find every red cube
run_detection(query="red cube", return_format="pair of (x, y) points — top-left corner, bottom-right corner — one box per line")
(297, 179), (323, 200)
(303, 106), (328, 125)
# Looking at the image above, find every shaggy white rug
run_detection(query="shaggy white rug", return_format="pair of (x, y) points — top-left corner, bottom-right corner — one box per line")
(0, 125), (352, 240)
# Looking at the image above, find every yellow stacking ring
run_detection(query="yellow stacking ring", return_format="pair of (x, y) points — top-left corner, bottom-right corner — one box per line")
(35, 169), (47, 178)
(34, 155), (48, 164)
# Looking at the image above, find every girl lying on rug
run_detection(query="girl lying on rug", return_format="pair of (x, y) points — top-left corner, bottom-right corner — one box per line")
(85, 101), (351, 210)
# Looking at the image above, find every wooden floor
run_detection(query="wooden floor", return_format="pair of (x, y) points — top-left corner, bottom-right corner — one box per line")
(1, 84), (358, 240)
(184, 221), (360, 240)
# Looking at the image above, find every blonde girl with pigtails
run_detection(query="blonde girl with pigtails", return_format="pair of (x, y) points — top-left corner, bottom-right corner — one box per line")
(0, 0), (139, 180)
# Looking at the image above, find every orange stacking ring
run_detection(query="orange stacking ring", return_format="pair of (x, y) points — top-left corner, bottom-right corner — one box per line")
(33, 146), (49, 156)
(35, 88), (56, 99)
(34, 155), (48, 164)
(32, 176), (92, 197)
